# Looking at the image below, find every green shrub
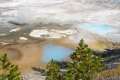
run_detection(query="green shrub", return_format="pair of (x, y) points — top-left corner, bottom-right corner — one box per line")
(46, 60), (61, 80)
(0, 54), (21, 80)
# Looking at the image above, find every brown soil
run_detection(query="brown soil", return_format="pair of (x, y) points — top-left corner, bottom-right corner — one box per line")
(0, 37), (108, 73)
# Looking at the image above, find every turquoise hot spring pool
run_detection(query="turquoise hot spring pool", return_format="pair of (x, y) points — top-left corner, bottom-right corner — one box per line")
(80, 23), (114, 35)
(42, 44), (73, 63)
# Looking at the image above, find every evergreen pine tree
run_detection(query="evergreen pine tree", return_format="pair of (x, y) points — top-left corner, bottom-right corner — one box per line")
(64, 39), (104, 80)
(0, 54), (21, 80)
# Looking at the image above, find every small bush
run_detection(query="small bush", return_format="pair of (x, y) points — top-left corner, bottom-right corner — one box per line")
(46, 60), (61, 80)
(0, 54), (21, 80)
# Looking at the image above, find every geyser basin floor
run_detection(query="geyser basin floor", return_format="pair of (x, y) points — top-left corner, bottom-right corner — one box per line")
(42, 44), (73, 63)
(0, 37), (116, 72)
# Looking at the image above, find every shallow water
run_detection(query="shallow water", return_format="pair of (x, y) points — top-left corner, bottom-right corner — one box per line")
(42, 44), (73, 63)
(80, 23), (115, 35)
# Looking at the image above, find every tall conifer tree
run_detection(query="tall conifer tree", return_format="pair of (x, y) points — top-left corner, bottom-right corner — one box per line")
(64, 39), (104, 80)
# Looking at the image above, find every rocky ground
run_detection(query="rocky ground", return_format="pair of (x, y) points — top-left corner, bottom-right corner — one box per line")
(22, 71), (45, 80)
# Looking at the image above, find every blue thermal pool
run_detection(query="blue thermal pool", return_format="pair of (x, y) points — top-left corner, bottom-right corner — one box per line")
(80, 23), (114, 35)
(42, 44), (73, 63)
